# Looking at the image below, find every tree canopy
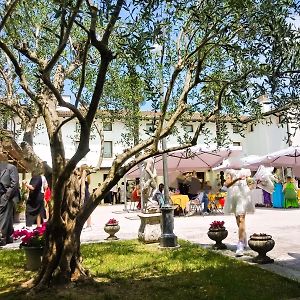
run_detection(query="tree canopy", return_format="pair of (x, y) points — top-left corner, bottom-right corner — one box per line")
(0, 0), (299, 291)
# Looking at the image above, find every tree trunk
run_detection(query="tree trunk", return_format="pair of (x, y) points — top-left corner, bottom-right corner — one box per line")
(30, 169), (89, 291)
(33, 220), (87, 289)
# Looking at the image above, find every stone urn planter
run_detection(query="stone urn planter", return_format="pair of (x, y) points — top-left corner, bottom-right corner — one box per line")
(248, 233), (275, 264)
(23, 247), (44, 271)
(207, 221), (228, 250)
(104, 219), (120, 240)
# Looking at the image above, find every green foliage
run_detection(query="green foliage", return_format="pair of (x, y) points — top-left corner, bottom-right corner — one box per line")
(1, 0), (300, 147)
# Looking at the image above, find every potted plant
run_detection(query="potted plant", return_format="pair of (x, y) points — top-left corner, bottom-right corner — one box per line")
(14, 200), (26, 223)
(14, 187), (27, 223)
(104, 218), (120, 240)
(207, 220), (228, 249)
(12, 223), (46, 270)
(248, 233), (275, 264)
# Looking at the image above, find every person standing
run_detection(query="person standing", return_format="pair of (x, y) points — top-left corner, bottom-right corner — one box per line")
(201, 180), (211, 214)
(262, 190), (272, 208)
(223, 168), (254, 257)
(283, 176), (299, 208)
(131, 183), (141, 210)
(0, 161), (20, 246)
(110, 184), (118, 205)
(119, 182), (126, 204)
(23, 169), (47, 227)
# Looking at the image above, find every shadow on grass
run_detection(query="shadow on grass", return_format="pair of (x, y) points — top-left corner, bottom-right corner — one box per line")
(1, 240), (300, 300)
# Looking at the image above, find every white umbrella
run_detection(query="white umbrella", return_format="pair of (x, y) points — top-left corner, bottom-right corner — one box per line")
(243, 146), (300, 168)
(212, 155), (261, 171)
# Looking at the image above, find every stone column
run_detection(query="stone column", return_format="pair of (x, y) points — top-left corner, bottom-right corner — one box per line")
(159, 204), (179, 248)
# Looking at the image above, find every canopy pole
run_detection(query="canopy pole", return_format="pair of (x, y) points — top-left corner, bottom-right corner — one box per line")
(123, 175), (128, 212)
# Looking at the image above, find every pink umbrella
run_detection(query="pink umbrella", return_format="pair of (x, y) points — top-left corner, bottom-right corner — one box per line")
(127, 145), (242, 177)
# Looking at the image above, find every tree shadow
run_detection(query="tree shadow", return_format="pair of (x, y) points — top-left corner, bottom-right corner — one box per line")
(1, 241), (300, 300)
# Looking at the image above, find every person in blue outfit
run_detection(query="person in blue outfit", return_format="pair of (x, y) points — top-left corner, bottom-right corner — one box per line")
(273, 182), (284, 208)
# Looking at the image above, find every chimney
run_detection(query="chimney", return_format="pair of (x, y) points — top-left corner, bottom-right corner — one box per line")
(57, 95), (71, 111)
(258, 94), (271, 113)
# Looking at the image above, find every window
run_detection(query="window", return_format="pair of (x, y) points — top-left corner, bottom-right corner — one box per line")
(103, 122), (112, 131)
(233, 142), (241, 146)
(249, 124), (254, 132)
(232, 124), (241, 134)
(103, 141), (113, 158)
(183, 124), (193, 132)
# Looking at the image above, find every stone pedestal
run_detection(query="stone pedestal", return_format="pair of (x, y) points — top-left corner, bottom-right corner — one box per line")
(138, 213), (161, 243)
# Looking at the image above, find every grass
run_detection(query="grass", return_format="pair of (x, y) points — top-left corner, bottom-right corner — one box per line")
(0, 240), (300, 299)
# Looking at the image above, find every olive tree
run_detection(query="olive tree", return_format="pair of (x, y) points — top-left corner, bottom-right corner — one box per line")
(0, 0), (299, 291)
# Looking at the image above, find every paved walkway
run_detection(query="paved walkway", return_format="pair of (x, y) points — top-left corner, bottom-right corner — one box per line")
(4, 205), (300, 282)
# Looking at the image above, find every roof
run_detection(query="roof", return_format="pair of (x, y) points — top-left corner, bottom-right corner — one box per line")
(0, 130), (30, 173)
(57, 109), (255, 123)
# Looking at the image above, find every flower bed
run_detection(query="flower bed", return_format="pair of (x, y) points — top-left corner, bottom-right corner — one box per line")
(12, 223), (46, 248)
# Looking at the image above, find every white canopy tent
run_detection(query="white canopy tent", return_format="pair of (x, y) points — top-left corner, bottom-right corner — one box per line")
(242, 146), (300, 177)
(244, 146), (300, 167)
(212, 155), (261, 171)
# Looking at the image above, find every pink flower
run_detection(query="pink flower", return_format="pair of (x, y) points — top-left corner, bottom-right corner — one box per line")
(12, 222), (47, 247)
(106, 218), (118, 225)
(209, 220), (225, 229)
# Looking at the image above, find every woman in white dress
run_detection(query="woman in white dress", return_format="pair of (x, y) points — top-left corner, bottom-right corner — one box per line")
(224, 168), (255, 257)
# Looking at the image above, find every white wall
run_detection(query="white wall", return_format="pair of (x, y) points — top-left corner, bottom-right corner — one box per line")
(15, 111), (294, 186)
(242, 117), (288, 156)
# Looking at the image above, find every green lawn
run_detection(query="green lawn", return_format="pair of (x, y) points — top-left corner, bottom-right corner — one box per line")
(1, 240), (300, 299)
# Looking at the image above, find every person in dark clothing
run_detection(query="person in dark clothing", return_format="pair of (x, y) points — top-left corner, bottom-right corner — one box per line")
(0, 161), (20, 246)
(24, 170), (46, 227)
(176, 172), (190, 195)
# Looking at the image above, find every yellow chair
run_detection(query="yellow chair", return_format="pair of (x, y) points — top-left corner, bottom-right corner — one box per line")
(208, 193), (223, 214)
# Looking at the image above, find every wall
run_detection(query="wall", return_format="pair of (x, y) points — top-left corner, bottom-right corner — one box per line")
(242, 117), (288, 156)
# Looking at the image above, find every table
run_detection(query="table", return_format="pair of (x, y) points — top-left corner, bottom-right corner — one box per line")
(170, 194), (190, 210)
(250, 188), (264, 206)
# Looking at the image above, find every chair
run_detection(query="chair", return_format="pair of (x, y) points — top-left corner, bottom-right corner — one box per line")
(189, 195), (204, 215)
(208, 194), (223, 214)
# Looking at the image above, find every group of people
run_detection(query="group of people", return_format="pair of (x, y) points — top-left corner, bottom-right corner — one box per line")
(0, 159), (52, 246)
(0, 159), (99, 246)
(0, 160), (94, 247)
(254, 173), (299, 209)
(175, 170), (211, 216)
(0, 161), (48, 246)
(221, 165), (300, 257)
(273, 176), (299, 208)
